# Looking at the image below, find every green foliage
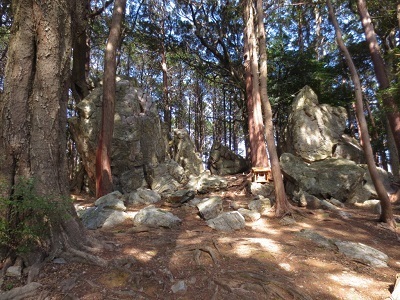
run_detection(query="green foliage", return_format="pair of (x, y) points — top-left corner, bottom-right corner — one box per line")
(0, 178), (70, 254)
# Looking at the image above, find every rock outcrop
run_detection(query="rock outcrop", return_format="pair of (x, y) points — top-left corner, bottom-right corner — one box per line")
(69, 79), (166, 193)
(281, 85), (348, 162)
(172, 128), (204, 176)
(208, 142), (249, 175)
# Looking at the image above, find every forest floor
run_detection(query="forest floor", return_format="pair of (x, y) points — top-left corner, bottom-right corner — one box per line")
(3, 174), (400, 300)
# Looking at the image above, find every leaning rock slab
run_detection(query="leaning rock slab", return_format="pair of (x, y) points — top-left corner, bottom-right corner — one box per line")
(133, 205), (181, 228)
(280, 153), (365, 202)
(206, 211), (245, 231)
(335, 241), (389, 268)
(196, 197), (223, 220)
(127, 188), (161, 206)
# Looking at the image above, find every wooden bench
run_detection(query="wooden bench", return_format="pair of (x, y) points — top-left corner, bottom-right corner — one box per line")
(251, 167), (272, 183)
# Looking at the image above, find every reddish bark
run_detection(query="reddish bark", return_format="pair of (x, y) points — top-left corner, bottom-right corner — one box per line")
(96, 0), (127, 198)
(357, 0), (400, 167)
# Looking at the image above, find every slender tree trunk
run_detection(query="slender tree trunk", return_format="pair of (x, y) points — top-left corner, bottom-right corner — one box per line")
(357, 0), (400, 168)
(256, 0), (291, 216)
(96, 0), (127, 198)
(327, 0), (395, 227)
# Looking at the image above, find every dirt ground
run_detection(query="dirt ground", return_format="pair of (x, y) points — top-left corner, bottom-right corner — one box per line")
(3, 175), (400, 299)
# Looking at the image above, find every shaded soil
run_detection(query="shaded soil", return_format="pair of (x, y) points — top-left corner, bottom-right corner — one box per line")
(2, 175), (400, 299)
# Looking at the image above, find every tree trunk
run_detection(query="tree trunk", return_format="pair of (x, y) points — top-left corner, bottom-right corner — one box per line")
(243, 0), (268, 168)
(0, 0), (105, 266)
(356, 0), (400, 168)
(256, 0), (291, 217)
(96, 0), (127, 198)
(71, 0), (90, 103)
(327, 0), (395, 227)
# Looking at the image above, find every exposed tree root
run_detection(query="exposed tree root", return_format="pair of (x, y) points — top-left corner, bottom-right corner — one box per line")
(62, 246), (108, 267)
(176, 243), (220, 265)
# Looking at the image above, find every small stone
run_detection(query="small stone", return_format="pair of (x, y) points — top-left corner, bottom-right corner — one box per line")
(6, 266), (22, 277)
(53, 258), (67, 264)
(171, 280), (187, 293)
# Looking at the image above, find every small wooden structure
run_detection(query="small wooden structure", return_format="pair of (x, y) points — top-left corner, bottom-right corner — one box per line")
(251, 167), (272, 183)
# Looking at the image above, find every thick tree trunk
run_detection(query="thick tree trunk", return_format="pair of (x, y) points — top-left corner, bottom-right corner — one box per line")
(0, 0), (106, 265)
(256, 0), (291, 217)
(327, 0), (395, 227)
(96, 0), (127, 198)
(243, 0), (268, 168)
(357, 0), (400, 168)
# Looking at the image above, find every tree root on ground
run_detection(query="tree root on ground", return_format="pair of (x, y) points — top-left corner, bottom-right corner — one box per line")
(212, 270), (313, 300)
(175, 243), (220, 265)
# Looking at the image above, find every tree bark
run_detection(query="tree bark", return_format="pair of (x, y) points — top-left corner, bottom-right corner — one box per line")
(71, 0), (90, 103)
(256, 0), (291, 217)
(243, 0), (268, 168)
(356, 0), (400, 169)
(96, 0), (127, 198)
(327, 0), (395, 227)
(0, 0), (105, 264)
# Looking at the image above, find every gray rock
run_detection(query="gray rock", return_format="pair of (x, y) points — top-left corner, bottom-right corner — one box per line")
(6, 266), (22, 278)
(294, 190), (321, 209)
(347, 166), (394, 203)
(166, 189), (195, 204)
(172, 128), (204, 176)
(171, 280), (187, 293)
(68, 80), (166, 193)
(80, 207), (131, 229)
(53, 258), (67, 264)
(151, 160), (188, 197)
(248, 198), (272, 214)
(133, 205), (181, 228)
(281, 85), (347, 162)
(95, 191), (126, 211)
(187, 197), (203, 207)
(186, 171), (228, 194)
(297, 229), (336, 250)
(334, 241), (389, 267)
(332, 134), (365, 164)
(196, 197), (223, 220)
(327, 198), (345, 208)
(102, 210), (130, 228)
(208, 142), (249, 175)
(238, 208), (261, 221)
(127, 188), (161, 206)
(320, 199), (339, 211)
(249, 182), (275, 198)
(359, 199), (382, 214)
(206, 211), (246, 231)
(280, 153), (365, 202)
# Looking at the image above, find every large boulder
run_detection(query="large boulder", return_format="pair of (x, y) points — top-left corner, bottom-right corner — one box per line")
(68, 79), (167, 193)
(208, 142), (249, 175)
(172, 128), (204, 176)
(280, 153), (365, 202)
(281, 86), (347, 162)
